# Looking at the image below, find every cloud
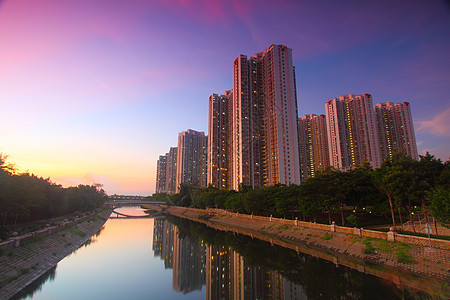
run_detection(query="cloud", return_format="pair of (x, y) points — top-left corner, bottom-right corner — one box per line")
(90, 73), (127, 105)
(417, 107), (450, 137)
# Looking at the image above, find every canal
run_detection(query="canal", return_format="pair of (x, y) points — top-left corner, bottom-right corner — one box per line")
(13, 207), (445, 299)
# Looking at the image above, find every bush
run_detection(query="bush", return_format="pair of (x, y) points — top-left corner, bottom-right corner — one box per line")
(322, 233), (333, 240)
(363, 240), (376, 255)
(346, 214), (358, 227)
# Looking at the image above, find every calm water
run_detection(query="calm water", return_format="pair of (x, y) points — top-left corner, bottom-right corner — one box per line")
(13, 207), (444, 300)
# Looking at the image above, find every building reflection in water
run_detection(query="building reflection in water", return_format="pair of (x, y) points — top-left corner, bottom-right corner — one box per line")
(153, 217), (307, 299)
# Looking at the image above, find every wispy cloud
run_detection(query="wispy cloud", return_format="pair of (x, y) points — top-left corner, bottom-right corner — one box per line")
(89, 73), (130, 107)
(417, 107), (450, 137)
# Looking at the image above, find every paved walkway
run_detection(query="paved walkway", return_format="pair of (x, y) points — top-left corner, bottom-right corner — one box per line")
(0, 208), (112, 300)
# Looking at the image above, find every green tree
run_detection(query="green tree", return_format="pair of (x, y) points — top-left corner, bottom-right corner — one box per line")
(346, 164), (382, 209)
(273, 184), (299, 219)
(374, 153), (419, 231)
(298, 171), (335, 223)
(224, 192), (246, 212)
(198, 185), (221, 208)
(410, 153), (445, 223)
(427, 186), (449, 228)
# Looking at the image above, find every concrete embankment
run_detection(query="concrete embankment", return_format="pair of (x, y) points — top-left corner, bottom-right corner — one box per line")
(151, 205), (449, 296)
(0, 207), (112, 300)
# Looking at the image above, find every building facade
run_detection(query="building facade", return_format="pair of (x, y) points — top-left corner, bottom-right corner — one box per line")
(165, 147), (178, 195)
(208, 91), (232, 189)
(231, 44), (301, 190)
(176, 129), (208, 192)
(374, 101), (418, 161)
(155, 154), (167, 194)
(231, 54), (263, 189)
(298, 114), (330, 182)
(325, 94), (381, 170)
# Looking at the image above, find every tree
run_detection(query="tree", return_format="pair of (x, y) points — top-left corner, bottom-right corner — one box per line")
(374, 153), (419, 230)
(198, 185), (218, 208)
(273, 184), (299, 219)
(0, 154), (14, 226)
(224, 192), (245, 212)
(298, 179), (322, 221)
(427, 186), (450, 228)
(410, 153), (445, 223)
(346, 164), (382, 209)
(298, 172), (335, 224)
(372, 161), (396, 230)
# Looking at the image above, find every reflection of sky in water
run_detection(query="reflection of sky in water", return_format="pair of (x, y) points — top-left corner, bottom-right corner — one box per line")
(21, 215), (204, 300)
(112, 206), (149, 217)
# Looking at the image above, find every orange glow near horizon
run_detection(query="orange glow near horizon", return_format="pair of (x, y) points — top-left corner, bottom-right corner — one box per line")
(7, 153), (155, 196)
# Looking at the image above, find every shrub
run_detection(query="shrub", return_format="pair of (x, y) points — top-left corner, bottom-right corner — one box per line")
(363, 241), (376, 255)
(322, 233), (333, 240)
(346, 214), (358, 227)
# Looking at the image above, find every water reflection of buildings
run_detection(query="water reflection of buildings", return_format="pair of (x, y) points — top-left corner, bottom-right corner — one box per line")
(173, 226), (206, 293)
(207, 245), (307, 300)
(153, 218), (307, 299)
(152, 217), (174, 269)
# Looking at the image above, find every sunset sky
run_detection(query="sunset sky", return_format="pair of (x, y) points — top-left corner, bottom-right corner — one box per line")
(1, 0), (449, 195)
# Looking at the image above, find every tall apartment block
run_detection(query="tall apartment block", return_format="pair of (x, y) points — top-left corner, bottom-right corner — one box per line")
(232, 54), (263, 189)
(298, 114), (330, 181)
(165, 147), (178, 194)
(176, 129), (208, 192)
(208, 91), (232, 189)
(374, 101), (418, 160)
(155, 155), (167, 194)
(325, 93), (382, 170)
(231, 44), (300, 190)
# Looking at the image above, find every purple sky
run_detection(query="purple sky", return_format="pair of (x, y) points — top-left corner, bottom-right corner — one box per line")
(0, 0), (449, 195)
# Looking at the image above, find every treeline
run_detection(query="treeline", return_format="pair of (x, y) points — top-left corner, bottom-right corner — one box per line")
(0, 155), (107, 227)
(152, 153), (449, 229)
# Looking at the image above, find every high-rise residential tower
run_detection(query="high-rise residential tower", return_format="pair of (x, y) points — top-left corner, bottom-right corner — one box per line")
(374, 101), (418, 160)
(165, 146), (178, 195)
(208, 91), (232, 189)
(298, 114), (330, 181)
(176, 129), (208, 192)
(232, 54), (263, 189)
(325, 94), (381, 170)
(155, 154), (167, 194)
(231, 44), (301, 189)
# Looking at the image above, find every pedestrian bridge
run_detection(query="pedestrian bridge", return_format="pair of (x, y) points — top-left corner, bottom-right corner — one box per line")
(105, 200), (166, 207)
(110, 208), (165, 219)
(109, 202), (166, 219)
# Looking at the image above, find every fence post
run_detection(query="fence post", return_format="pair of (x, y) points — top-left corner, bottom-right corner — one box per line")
(387, 227), (396, 241)
(331, 221), (336, 232)
(270, 215), (272, 222)
(295, 217), (298, 226)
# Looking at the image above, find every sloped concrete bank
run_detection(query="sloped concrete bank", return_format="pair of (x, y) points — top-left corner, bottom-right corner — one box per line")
(0, 207), (112, 300)
(151, 205), (449, 297)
